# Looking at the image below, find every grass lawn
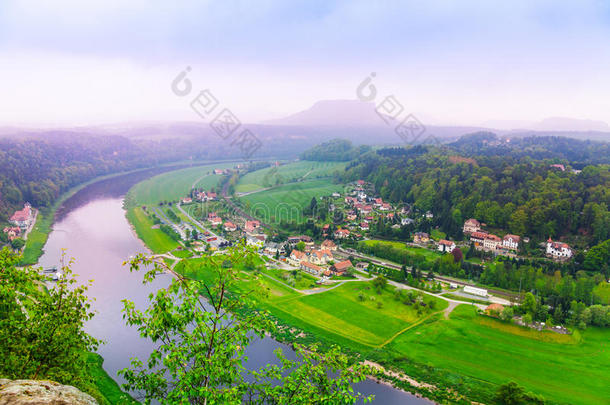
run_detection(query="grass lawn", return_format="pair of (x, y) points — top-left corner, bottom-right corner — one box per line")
(126, 207), (180, 253)
(20, 208), (54, 265)
(149, 246), (610, 404)
(360, 239), (444, 264)
(277, 282), (447, 347)
(240, 179), (344, 224)
(387, 305), (610, 405)
(236, 161), (346, 193)
(262, 268), (322, 290)
(172, 249), (193, 258)
(85, 352), (138, 405)
(127, 163), (234, 206)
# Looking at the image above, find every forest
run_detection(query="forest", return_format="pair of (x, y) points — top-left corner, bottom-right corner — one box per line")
(0, 131), (257, 224)
(340, 135), (610, 248)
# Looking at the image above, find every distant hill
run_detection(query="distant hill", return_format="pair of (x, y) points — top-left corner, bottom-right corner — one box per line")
(531, 117), (610, 132)
(264, 99), (383, 127)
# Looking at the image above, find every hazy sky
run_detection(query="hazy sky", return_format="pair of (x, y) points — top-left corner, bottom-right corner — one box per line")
(0, 0), (609, 126)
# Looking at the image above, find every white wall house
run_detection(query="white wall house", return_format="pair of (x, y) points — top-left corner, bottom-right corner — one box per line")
(502, 234), (520, 250)
(437, 239), (456, 253)
(546, 239), (573, 259)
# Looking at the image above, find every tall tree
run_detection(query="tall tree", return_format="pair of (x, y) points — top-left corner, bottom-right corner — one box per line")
(120, 245), (374, 404)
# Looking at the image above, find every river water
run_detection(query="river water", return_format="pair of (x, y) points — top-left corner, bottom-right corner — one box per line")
(38, 168), (431, 404)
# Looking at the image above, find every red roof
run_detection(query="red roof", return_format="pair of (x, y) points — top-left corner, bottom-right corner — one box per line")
(503, 234), (520, 242)
(438, 239), (454, 246)
(10, 204), (31, 222)
(301, 261), (322, 271)
(321, 239), (336, 248)
(333, 260), (353, 271)
(291, 250), (306, 260)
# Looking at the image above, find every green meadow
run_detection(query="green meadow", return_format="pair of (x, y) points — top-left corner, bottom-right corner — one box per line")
(236, 161), (346, 193)
(173, 254), (610, 405)
(240, 179), (343, 224)
(385, 305), (610, 405)
(125, 207), (179, 253)
(127, 163), (234, 206)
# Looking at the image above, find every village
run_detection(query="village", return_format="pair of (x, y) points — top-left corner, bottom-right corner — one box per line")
(167, 175), (574, 268)
(2, 202), (36, 251)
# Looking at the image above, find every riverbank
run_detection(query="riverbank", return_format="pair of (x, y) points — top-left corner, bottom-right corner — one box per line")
(19, 161), (221, 266)
(20, 169), (148, 265)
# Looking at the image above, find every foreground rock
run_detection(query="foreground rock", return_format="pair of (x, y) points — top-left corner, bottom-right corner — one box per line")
(0, 379), (97, 405)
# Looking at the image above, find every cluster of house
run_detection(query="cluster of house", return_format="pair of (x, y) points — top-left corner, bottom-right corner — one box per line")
(463, 218), (521, 255)
(330, 180), (410, 236)
(3, 203), (34, 241)
(463, 218), (573, 260)
(286, 237), (353, 277)
(412, 231), (456, 253)
(206, 212), (268, 247)
(181, 189), (218, 205)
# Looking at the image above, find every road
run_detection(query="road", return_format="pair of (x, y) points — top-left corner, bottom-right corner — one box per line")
(221, 178), (272, 229)
(337, 247), (517, 303)
(175, 203), (227, 247)
(151, 206), (186, 240)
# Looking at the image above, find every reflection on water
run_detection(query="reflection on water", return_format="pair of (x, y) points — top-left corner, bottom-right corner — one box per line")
(38, 170), (431, 404)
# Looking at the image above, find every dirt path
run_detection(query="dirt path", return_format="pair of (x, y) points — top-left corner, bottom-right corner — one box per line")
(191, 173), (211, 189)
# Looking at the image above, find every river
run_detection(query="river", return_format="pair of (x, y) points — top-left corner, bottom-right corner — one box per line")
(38, 168), (431, 404)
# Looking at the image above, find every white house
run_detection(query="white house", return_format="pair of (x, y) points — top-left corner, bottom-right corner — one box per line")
(9, 203), (33, 229)
(463, 218), (481, 234)
(483, 234), (502, 250)
(502, 234), (520, 250)
(437, 239), (456, 253)
(401, 217), (415, 226)
(288, 250), (306, 266)
(546, 239), (573, 259)
(300, 261), (323, 276)
(309, 249), (333, 265)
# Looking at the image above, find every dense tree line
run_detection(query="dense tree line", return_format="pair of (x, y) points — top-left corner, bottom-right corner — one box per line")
(450, 132), (610, 165)
(300, 139), (371, 161)
(342, 138), (610, 247)
(0, 131), (280, 225)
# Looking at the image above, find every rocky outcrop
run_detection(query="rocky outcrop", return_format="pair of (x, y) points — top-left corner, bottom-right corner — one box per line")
(0, 379), (98, 405)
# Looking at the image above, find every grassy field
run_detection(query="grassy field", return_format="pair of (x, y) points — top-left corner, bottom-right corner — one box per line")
(126, 207), (180, 253)
(175, 255), (446, 348)
(236, 161), (346, 193)
(274, 282), (447, 347)
(127, 163), (234, 206)
(361, 239), (444, 262)
(240, 179), (343, 224)
(386, 305), (610, 405)
(151, 247), (610, 404)
(20, 208), (55, 265)
(85, 352), (138, 405)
